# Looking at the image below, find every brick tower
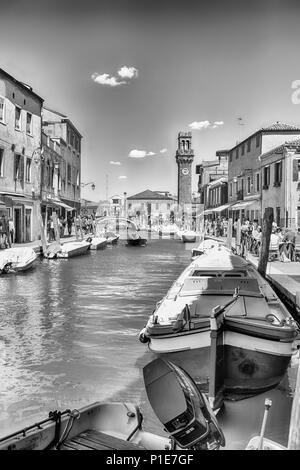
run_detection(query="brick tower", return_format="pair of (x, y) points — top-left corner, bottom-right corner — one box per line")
(176, 131), (194, 206)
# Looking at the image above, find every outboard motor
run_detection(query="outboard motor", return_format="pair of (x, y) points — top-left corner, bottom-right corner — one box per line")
(143, 358), (225, 450)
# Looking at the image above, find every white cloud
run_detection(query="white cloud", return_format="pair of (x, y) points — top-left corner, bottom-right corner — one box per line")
(188, 120), (211, 130)
(160, 148), (167, 153)
(92, 66), (138, 87)
(91, 72), (126, 87)
(212, 121), (224, 129)
(118, 66), (138, 79)
(110, 161), (121, 165)
(119, 175), (127, 179)
(188, 120), (224, 130)
(128, 149), (156, 158)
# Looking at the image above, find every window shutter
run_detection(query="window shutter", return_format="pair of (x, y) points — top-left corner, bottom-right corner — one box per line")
(292, 159), (299, 181)
(20, 156), (24, 181)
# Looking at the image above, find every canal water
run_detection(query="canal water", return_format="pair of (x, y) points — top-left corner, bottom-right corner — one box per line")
(0, 237), (298, 449)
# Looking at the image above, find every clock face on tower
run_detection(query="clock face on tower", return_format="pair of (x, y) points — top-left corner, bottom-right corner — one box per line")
(181, 168), (189, 176)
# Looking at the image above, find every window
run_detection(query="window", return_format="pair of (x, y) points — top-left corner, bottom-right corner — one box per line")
(229, 151), (232, 162)
(263, 166), (270, 189)
(76, 170), (79, 187)
(14, 154), (24, 181)
(247, 139), (251, 152)
(292, 159), (300, 182)
(156, 203), (159, 210)
(67, 127), (71, 145)
(25, 158), (31, 182)
(15, 106), (21, 130)
(256, 134), (260, 148)
(256, 173), (260, 192)
(229, 182), (232, 197)
(235, 148), (239, 159)
(0, 148), (4, 176)
(241, 143), (245, 155)
(67, 163), (72, 183)
(167, 203), (170, 209)
(247, 176), (251, 194)
(274, 161), (282, 186)
(0, 97), (5, 122)
(26, 113), (32, 134)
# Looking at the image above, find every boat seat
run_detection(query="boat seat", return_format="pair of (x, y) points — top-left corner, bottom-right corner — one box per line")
(60, 429), (144, 450)
(181, 277), (262, 297)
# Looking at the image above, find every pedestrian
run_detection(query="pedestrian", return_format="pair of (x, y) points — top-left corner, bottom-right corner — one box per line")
(67, 214), (73, 236)
(8, 218), (15, 247)
(0, 214), (8, 249)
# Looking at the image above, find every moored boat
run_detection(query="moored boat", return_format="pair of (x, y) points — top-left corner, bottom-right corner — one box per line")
(0, 358), (225, 451)
(127, 232), (147, 246)
(139, 245), (298, 397)
(88, 236), (107, 250)
(0, 247), (37, 274)
(57, 240), (91, 258)
(181, 230), (197, 243)
(101, 231), (119, 244)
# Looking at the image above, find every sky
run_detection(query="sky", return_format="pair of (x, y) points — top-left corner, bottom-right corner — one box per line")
(1, 0), (300, 202)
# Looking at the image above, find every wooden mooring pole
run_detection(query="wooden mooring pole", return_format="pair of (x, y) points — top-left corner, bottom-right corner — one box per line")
(52, 212), (60, 244)
(209, 305), (225, 411)
(257, 207), (273, 278)
(38, 210), (47, 257)
(227, 218), (232, 250)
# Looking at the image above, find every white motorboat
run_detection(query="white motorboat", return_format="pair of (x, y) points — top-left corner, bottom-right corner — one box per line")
(181, 230), (197, 243)
(0, 247), (37, 274)
(139, 245), (298, 397)
(158, 224), (179, 237)
(0, 358), (225, 451)
(191, 238), (222, 259)
(101, 231), (119, 244)
(57, 240), (91, 258)
(88, 236), (107, 250)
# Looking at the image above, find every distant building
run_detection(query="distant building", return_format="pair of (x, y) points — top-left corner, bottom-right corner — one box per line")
(227, 122), (300, 222)
(260, 138), (300, 230)
(42, 107), (82, 214)
(196, 150), (229, 215)
(127, 189), (176, 225)
(97, 194), (126, 217)
(80, 198), (98, 216)
(0, 67), (44, 242)
(176, 132), (194, 206)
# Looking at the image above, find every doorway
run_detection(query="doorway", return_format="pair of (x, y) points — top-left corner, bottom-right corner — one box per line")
(25, 208), (32, 242)
(14, 207), (22, 243)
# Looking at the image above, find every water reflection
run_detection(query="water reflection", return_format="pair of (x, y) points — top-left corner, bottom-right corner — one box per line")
(0, 239), (298, 449)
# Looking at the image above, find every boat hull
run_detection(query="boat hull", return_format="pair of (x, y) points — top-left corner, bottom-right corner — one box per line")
(57, 243), (91, 258)
(90, 240), (107, 250)
(127, 238), (147, 246)
(148, 329), (293, 397)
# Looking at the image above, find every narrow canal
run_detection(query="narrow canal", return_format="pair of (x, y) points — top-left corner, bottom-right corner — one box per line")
(0, 238), (297, 449)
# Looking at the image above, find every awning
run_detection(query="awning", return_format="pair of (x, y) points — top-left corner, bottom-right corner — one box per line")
(212, 203), (232, 212)
(203, 209), (214, 215)
(0, 201), (6, 206)
(7, 196), (34, 204)
(44, 198), (74, 211)
(230, 200), (256, 210)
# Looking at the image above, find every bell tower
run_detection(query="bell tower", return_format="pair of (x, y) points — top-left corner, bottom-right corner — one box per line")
(176, 132), (194, 206)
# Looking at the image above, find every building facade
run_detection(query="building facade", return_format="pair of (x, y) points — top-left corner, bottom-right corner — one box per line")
(42, 107), (82, 214)
(227, 122), (300, 222)
(176, 132), (194, 207)
(0, 68), (44, 242)
(127, 190), (176, 226)
(196, 150), (229, 210)
(260, 139), (300, 230)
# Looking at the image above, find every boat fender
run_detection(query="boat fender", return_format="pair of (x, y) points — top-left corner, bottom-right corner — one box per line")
(139, 327), (150, 344)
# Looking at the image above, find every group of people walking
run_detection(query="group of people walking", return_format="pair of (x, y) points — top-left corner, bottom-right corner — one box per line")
(0, 215), (15, 249)
(46, 213), (96, 242)
(205, 216), (299, 262)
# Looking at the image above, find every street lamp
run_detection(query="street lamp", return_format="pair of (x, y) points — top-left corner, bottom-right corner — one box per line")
(81, 182), (96, 190)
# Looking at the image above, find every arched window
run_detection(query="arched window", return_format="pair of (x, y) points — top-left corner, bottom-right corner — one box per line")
(186, 140), (190, 150)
